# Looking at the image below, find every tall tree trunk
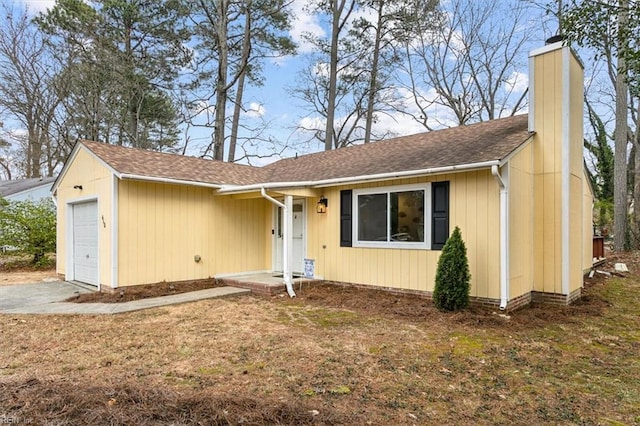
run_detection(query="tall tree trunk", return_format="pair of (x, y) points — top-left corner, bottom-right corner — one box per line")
(228, 5), (252, 163)
(0, 161), (10, 180)
(26, 129), (34, 178)
(324, 0), (342, 151)
(363, 1), (383, 144)
(213, 0), (229, 161)
(26, 125), (42, 178)
(125, 17), (138, 147)
(29, 130), (42, 178)
(228, 71), (246, 163)
(613, 0), (629, 251)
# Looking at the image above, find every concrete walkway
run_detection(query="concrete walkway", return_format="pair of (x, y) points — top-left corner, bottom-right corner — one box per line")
(0, 281), (250, 315)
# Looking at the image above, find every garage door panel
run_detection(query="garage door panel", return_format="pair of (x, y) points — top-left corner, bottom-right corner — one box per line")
(72, 202), (98, 286)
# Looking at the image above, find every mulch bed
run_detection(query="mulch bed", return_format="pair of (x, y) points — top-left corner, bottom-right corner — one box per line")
(68, 278), (224, 303)
(67, 250), (638, 323)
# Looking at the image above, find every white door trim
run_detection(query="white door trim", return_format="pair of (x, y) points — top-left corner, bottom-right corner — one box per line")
(66, 197), (100, 289)
(273, 198), (306, 274)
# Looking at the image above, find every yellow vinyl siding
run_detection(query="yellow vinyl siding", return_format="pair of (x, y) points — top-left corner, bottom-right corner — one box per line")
(569, 173), (583, 293)
(117, 180), (269, 286)
(532, 49), (563, 295)
(55, 147), (113, 286)
(307, 172), (501, 299)
(583, 172), (594, 270)
(508, 143), (534, 300)
(569, 54), (586, 293)
(531, 44), (585, 296)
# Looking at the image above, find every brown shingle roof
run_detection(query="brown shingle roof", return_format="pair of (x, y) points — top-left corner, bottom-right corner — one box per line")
(81, 140), (267, 186)
(263, 115), (531, 182)
(79, 115), (531, 187)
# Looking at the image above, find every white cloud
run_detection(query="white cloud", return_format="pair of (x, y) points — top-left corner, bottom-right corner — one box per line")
(392, 86), (460, 130)
(289, 0), (325, 54)
(369, 111), (427, 139)
(298, 116), (325, 132)
(190, 100), (215, 117)
(505, 71), (528, 94)
(292, 84), (462, 148)
(244, 102), (266, 118)
(7, 127), (28, 138)
(312, 61), (329, 78)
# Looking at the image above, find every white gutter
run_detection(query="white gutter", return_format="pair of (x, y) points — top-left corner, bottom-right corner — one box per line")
(111, 174), (119, 289)
(260, 188), (296, 298)
(118, 173), (223, 189)
(491, 165), (509, 310)
(561, 47), (571, 297)
(217, 160), (502, 194)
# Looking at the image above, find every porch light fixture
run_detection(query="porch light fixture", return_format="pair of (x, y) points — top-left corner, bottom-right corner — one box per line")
(316, 196), (328, 213)
(73, 185), (83, 190)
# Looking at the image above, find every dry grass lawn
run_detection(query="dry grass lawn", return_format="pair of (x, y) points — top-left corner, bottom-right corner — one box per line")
(1, 254), (639, 424)
(0, 254), (58, 286)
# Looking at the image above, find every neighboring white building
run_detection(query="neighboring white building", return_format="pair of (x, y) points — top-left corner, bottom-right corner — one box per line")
(0, 177), (56, 202)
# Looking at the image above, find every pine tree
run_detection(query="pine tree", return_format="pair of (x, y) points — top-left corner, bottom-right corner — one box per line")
(433, 226), (471, 311)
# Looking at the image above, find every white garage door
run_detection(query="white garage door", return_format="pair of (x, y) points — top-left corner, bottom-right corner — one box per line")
(72, 201), (99, 286)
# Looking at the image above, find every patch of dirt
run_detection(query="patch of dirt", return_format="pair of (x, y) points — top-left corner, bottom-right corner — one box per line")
(69, 278), (224, 303)
(0, 255), (58, 286)
(280, 278), (611, 332)
(0, 378), (341, 425)
(278, 251), (638, 330)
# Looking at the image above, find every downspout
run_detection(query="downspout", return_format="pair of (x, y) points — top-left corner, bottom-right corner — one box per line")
(491, 165), (509, 310)
(260, 188), (296, 297)
(111, 174), (119, 289)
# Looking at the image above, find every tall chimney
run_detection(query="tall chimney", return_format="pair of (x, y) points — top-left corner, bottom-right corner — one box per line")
(528, 42), (587, 302)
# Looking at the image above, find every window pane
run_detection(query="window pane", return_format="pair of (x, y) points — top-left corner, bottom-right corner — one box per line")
(358, 193), (387, 241)
(390, 190), (424, 242)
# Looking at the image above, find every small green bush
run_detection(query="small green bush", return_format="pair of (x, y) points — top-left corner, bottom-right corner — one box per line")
(0, 197), (56, 264)
(433, 226), (471, 311)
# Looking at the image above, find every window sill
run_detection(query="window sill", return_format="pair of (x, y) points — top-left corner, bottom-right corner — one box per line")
(353, 241), (431, 250)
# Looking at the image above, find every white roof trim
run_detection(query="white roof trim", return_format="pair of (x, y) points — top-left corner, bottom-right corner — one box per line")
(118, 173), (222, 189)
(529, 42), (585, 70)
(499, 134), (535, 165)
(217, 159), (502, 194)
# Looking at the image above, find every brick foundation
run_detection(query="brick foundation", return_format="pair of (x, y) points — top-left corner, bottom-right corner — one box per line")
(218, 279), (280, 297)
(531, 287), (582, 305)
(217, 277), (324, 297)
(84, 274), (583, 312)
(505, 292), (533, 311)
(316, 281), (581, 312)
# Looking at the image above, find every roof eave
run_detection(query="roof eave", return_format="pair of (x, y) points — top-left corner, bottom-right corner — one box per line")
(217, 159), (503, 194)
(118, 173), (223, 189)
(496, 133), (535, 167)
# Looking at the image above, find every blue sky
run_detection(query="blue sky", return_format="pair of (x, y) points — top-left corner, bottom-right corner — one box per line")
(14, 0), (556, 166)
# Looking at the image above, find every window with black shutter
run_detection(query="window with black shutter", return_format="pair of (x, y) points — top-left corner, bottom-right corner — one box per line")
(340, 189), (352, 247)
(340, 182), (449, 250)
(431, 181), (450, 250)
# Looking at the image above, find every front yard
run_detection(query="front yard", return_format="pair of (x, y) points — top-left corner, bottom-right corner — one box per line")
(1, 254), (639, 425)
(0, 254), (58, 286)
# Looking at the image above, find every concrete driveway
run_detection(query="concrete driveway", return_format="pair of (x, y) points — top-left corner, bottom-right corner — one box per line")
(0, 281), (249, 314)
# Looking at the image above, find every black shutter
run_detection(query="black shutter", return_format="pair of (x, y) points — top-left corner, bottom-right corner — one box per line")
(340, 190), (352, 247)
(432, 181), (449, 250)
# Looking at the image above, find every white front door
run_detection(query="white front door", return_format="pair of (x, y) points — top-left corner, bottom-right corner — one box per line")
(72, 201), (99, 286)
(273, 200), (305, 274)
